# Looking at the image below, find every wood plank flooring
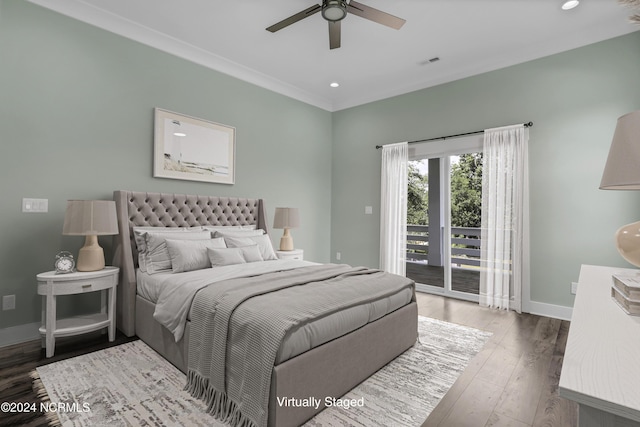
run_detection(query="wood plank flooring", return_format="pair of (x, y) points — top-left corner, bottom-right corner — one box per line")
(417, 293), (578, 427)
(0, 294), (576, 427)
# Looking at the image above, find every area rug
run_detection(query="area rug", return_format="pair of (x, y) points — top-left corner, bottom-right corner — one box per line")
(35, 317), (491, 427)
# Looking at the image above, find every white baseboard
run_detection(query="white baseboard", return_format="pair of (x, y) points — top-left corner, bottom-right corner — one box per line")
(416, 286), (573, 321)
(526, 301), (573, 321)
(0, 321), (41, 348)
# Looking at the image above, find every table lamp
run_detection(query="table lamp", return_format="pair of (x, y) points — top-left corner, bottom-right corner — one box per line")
(63, 200), (119, 271)
(273, 207), (300, 251)
(600, 110), (640, 267)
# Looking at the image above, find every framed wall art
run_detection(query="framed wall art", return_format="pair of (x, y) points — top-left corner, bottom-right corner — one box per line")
(153, 108), (235, 184)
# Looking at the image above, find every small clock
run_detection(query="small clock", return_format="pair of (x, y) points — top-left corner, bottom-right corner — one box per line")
(54, 251), (75, 274)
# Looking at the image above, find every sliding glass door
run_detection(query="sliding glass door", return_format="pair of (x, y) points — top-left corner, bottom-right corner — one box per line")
(406, 136), (482, 302)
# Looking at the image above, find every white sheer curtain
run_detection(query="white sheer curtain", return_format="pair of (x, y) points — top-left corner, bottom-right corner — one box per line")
(380, 142), (408, 275)
(480, 125), (529, 312)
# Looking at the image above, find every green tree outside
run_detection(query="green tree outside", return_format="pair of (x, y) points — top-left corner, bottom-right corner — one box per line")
(407, 154), (483, 228)
(450, 153), (483, 228)
(407, 161), (428, 226)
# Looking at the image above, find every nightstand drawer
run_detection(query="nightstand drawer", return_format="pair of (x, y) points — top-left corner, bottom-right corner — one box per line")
(37, 270), (116, 296)
(276, 249), (304, 261)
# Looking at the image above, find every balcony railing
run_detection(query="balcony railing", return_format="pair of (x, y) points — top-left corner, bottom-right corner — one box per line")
(406, 224), (481, 269)
(406, 224), (482, 294)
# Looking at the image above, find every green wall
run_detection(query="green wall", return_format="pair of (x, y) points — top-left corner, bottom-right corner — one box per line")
(331, 31), (640, 309)
(1, 0), (639, 337)
(0, 1), (332, 331)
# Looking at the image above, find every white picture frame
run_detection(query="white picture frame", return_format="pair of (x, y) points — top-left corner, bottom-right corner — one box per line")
(153, 108), (235, 184)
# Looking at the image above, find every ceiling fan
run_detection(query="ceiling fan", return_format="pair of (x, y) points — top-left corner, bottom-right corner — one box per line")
(266, 0), (406, 49)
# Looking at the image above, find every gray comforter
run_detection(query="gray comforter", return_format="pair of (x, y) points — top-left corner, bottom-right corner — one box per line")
(185, 263), (415, 427)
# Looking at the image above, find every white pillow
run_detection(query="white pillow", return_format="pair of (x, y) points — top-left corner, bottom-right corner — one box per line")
(143, 230), (212, 274)
(213, 229), (265, 238)
(133, 226), (200, 252)
(166, 238), (227, 273)
(224, 235), (278, 261)
(238, 245), (264, 263)
(133, 227), (200, 272)
(207, 247), (247, 267)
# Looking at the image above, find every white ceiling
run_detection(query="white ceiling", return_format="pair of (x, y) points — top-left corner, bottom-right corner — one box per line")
(29, 0), (639, 111)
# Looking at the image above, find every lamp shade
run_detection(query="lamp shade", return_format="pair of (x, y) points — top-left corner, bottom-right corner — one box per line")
(600, 111), (640, 190)
(273, 207), (300, 229)
(63, 200), (118, 236)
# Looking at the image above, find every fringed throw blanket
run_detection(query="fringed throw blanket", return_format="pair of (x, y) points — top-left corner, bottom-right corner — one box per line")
(185, 264), (415, 427)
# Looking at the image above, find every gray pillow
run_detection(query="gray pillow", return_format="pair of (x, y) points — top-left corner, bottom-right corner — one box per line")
(166, 237), (227, 273)
(238, 245), (264, 263)
(143, 230), (212, 274)
(224, 234), (278, 261)
(133, 227), (202, 272)
(207, 247), (247, 267)
(213, 229), (265, 238)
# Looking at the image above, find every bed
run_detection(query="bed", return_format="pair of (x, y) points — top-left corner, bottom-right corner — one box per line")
(112, 190), (418, 427)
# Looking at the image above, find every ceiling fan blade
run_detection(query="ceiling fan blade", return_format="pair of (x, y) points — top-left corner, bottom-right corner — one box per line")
(347, 1), (405, 30)
(329, 21), (341, 49)
(266, 4), (322, 32)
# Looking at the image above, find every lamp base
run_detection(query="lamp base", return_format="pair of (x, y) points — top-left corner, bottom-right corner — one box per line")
(279, 228), (294, 251)
(616, 221), (640, 268)
(76, 235), (106, 272)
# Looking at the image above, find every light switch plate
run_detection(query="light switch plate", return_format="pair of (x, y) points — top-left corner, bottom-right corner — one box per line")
(22, 198), (48, 213)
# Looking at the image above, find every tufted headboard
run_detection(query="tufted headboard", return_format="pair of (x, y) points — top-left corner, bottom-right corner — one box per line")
(112, 190), (269, 337)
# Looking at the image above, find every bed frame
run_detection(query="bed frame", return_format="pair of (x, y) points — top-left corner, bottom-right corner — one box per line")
(112, 190), (418, 427)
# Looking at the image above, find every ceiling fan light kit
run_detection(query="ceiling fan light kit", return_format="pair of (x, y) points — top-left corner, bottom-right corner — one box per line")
(266, 0), (405, 49)
(322, 0), (348, 21)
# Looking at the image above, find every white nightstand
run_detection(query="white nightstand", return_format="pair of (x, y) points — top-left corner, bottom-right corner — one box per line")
(37, 266), (119, 358)
(276, 249), (304, 260)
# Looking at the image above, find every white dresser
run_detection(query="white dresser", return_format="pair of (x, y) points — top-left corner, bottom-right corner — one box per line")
(559, 264), (640, 426)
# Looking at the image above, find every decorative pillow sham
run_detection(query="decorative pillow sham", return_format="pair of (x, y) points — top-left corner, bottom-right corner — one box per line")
(166, 237), (227, 273)
(142, 230), (212, 274)
(237, 244), (264, 263)
(207, 245), (265, 267)
(212, 229), (265, 238)
(224, 234), (278, 261)
(133, 227), (201, 272)
(133, 226), (202, 252)
(207, 247), (247, 267)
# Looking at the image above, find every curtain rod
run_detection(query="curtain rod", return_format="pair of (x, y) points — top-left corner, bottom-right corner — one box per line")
(375, 121), (533, 149)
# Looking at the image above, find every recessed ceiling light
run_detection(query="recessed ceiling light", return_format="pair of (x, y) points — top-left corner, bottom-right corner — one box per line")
(562, 0), (579, 10)
(173, 132), (186, 137)
(330, 82), (340, 88)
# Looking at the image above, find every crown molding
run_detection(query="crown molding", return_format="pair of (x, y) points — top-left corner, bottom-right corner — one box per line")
(27, 0), (334, 111)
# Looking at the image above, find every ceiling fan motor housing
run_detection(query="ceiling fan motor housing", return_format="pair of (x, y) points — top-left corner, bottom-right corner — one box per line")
(322, 0), (348, 21)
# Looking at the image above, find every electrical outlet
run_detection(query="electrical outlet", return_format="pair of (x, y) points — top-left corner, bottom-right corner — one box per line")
(571, 282), (578, 295)
(365, 206), (373, 215)
(336, 252), (341, 261)
(2, 295), (15, 310)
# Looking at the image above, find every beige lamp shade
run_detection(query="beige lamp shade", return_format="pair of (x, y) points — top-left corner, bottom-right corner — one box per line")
(273, 207), (300, 251)
(600, 111), (640, 267)
(63, 200), (118, 271)
(600, 111), (640, 190)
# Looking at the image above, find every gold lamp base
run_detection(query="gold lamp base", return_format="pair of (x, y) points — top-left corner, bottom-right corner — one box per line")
(616, 221), (640, 268)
